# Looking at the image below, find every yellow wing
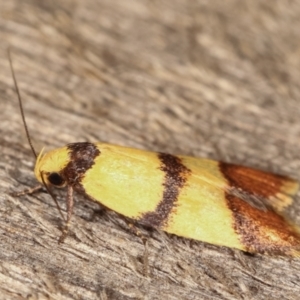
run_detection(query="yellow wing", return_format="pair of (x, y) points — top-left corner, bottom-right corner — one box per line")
(34, 142), (300, 256)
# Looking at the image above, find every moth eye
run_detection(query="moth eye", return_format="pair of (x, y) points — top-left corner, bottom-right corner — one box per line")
(48, 172), (65, 186)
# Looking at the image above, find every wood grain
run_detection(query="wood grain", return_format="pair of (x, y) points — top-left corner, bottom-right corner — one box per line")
(1, 0), (300, 299)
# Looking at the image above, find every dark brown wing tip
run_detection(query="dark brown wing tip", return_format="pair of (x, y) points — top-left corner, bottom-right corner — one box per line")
(226, 193), (300, 256)
(219, 162), (299, 211)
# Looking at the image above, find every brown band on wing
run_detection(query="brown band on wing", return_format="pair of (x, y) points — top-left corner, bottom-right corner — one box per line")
(225, 193), (300, 255)
(139, 153), (191, 228)
(219, 162), (295, 200)
(62, 142), (100, 193)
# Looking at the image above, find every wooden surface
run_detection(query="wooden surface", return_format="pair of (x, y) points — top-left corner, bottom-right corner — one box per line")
(1, 1), (300, 299)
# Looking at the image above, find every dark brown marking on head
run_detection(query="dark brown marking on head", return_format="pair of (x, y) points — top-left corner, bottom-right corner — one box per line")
(139, 153), (191, 228)
(219, 162), (297, 212)
(225, 193), (300, 255)
(61, 142), (100, 193)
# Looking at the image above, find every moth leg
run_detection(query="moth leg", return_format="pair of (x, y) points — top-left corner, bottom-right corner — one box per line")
(142, 238), (149, 277)
(58, 185), (74, 244)
(122, 218), (149, 276)
(11, 184), (44, 197)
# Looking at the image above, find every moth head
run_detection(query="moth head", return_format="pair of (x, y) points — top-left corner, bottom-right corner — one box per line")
(34, 147), (69, 188)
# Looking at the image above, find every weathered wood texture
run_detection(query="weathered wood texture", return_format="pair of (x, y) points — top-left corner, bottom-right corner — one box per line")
(1, 1), (300, 299)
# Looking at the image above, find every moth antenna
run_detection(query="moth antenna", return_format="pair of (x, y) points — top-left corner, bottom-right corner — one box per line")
(8, 50), (66, 227)
(8, 49), (37, 158)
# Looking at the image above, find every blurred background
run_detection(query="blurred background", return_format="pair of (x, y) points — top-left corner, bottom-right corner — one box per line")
(1, 1), (300, 299)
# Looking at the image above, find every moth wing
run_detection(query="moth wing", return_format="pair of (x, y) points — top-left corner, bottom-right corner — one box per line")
(180, 156), (298, 213)
(178, 157), (300, 255)
(219, 162), (299, 212)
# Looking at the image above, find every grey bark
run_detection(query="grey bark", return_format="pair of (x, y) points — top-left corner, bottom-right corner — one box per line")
(1, 1), (300, 299)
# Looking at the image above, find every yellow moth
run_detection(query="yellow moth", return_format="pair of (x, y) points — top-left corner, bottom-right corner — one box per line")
(9, 51), (300, 256)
